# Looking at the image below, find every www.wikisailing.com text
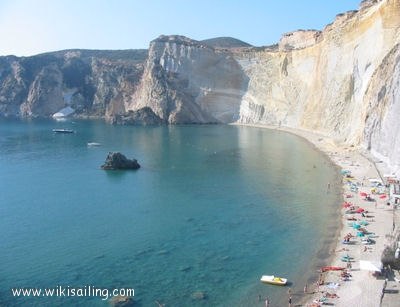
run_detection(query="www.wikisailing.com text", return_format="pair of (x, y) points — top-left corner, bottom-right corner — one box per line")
(11, 285), (134, 301)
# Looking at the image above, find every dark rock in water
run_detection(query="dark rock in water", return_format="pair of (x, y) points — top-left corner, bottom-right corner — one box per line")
(179, 265), (192, 272)
(101, 152), (140, 170)
(191, 291), (207, 300)
(111, 107), (165, 125)
(109, 295), (135, 307)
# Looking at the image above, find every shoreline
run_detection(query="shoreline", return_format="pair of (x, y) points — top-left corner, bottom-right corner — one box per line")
(233, 123), (400, 306)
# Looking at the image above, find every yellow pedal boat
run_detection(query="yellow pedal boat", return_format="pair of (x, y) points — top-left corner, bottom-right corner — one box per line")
(260, 275), (287, 286)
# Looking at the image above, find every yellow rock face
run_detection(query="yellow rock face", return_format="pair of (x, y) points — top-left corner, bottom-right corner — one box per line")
(230, 0), (400, 175)
(236, 0), (399, 142)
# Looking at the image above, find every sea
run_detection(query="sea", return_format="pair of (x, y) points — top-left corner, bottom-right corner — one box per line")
(0, 119), (341, 306)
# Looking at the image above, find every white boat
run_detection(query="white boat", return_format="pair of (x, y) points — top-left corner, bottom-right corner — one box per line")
(260, 275), (287, 286)
(87, 142), (101, 146)
(53, 128), (74, 134)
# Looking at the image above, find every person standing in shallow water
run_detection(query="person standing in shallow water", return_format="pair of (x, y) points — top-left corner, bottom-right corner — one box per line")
(287, 288), (292, 307)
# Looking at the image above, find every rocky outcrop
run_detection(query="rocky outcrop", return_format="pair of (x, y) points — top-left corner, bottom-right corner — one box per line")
(127, 35), (249, 123)
(101, 152), (140, 170)
(109, 295), (135, 307)
(278, 30), (322, 51)
(20, 63), (64, 117)
(0, 57), (29, 116)
(110, 107), (165, 125)
(0, 49), (147, 118)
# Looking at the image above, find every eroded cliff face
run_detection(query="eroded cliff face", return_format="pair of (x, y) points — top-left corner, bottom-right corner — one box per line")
(0, 49), (147, 118)
(0, 0), (399, 174)
(127, 35), (249, 123)
(235, 0), (400, 175)
(362, 43), (400, 174)
(237, 0), (399, 136)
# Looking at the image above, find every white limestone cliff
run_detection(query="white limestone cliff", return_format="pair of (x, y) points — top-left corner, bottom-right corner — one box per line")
(127, 35), (248, 123)
(234, 0), (400, 176)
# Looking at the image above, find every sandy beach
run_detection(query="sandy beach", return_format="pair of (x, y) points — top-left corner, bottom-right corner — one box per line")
(236, 123), (400, 307)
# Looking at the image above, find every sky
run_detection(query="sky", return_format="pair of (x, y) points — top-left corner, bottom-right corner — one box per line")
(0, 0), (362, 57)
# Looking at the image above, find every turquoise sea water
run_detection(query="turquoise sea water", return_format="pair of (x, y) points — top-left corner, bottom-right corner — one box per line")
(0, 119), (341, 306)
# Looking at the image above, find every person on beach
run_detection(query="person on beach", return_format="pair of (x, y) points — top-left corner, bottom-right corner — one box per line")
(288, 295), (292, 307)
(304, 283), (308, 293)
(315, 281), (320, 292)
(265, 297), (269, 307)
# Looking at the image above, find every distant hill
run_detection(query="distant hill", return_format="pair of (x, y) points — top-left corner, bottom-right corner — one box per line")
(201, 37), (252, 48)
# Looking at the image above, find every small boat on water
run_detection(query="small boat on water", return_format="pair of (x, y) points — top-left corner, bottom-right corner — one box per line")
(53, 128), (74, 134)
(87, 142), (101, 147)
(260, 275), (287, 286)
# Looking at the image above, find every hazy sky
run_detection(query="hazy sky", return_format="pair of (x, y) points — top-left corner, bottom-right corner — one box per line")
(0, 0), (361, 57)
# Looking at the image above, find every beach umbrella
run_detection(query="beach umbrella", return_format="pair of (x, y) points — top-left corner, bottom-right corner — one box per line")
(359, 260), (382, 272)
(379, 195), (387, 199)
(360, 192), (368, 197)
(356, 208), (365, 213)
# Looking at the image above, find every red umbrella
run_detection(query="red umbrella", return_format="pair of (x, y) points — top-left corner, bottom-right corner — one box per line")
(356, 208), (365, 213)
(360, 192), (368, 197)
(379, 195), (387, 199)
